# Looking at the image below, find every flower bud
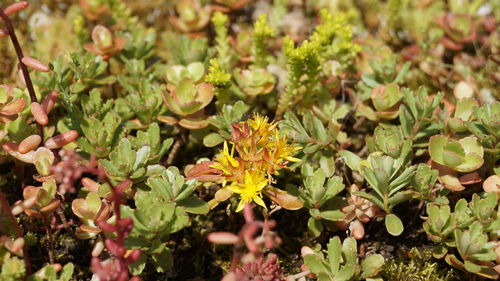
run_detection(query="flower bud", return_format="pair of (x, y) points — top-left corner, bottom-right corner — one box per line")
(44, 130), (78, 149)
(4, 1), (29, 16)
(30, 102), (49, 125)
(0, 29), (7, 37)
(18, 135), (42, 154)
(22, 56), (50, 72)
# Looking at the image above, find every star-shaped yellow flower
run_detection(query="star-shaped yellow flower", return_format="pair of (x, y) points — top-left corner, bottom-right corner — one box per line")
(227, 170), (268, 212)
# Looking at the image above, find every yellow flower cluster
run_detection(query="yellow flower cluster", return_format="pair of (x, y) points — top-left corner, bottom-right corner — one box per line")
(211, 114), (301, 211)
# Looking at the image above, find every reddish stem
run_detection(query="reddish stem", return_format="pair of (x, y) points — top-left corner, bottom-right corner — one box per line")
(0, 7), (44, 140)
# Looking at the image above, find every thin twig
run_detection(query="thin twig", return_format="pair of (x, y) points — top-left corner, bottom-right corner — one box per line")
(0, 7), (44, 140)
(0, 190), (31, 274)
(166, 129), (187, 166)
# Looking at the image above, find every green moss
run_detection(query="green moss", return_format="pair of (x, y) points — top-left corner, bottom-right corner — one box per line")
(382, 248), (460, 281)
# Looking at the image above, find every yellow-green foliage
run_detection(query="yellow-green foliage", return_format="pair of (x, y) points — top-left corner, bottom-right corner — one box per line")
(252, 14), (275, 67)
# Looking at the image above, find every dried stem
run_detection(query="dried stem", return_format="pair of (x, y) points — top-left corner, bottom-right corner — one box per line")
(43, 215), (55, 264)
(165, 129), (187, 166)
(0, 7), (44, 140)
(0, 190), (31, 274)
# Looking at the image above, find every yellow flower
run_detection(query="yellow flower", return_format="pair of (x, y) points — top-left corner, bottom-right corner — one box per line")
(248, 113), (277, 133)
(272, 130), (301, 163)
(227, 170), (268, 212)
(211, 141), (239, 175)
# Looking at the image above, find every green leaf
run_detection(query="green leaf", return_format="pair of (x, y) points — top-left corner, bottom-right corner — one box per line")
(354, 191), (385, 210)
(318, 209), (345, 221)
(385, 214), (404, 236)
(327, 237), (341, 275)
(151, 248), (173, 273)
(304, 254), (330, 275)
(177, 197), (209, 214)
(339, 150), (361, 171)
(360, 254), (384, 278)
(307, 217), (324, 237)
(203, 133), (225, 147)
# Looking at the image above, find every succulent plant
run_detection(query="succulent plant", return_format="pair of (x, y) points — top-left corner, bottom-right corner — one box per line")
(302, 236), (385, 281)
(447, 98), (479, 133)
(483, 175), (500, 195)
(344, 146), (416, 236)
(84, 25), (125, 59)
(288, 165), (345, 237)
(79, 0), (108, 20)
(166, 62), (205, 85)
(127, 123), (173, 164)
(335, 184), (382, 240)
(449, 221), (498, 279)
(161, 78), (214, 129)
(429, 135), (484, 191)
(429, 136), (484, 171)
(356, 57), (410, 101)
(410, 163), (441, 201)
(368, 125), (404, 158)
(121, 167), (208, 274)
(117, 62), (164, 125)
(423, 193), (499, 279)
(22, 179), (61, 219)
(233, 254), (285, 281)
(280, 111), (344, 177)
(466, 101), (500, 139)
(436, 13), (477, 51)
(231, 28), (252, 60)
(423, 202), (454, 245)
(27, 263), (74, 281)
(0, 85), (26, 123)
(358, 83), (403, 121)
(99, 138), (164, 183)
(77, 111), (124, 158)
(202, 100), (250, 147)
(233, 67), (276, 97)
(72, 192), (111, 239)
(33, 147), (55, 177)
(168, 0), (211, 34)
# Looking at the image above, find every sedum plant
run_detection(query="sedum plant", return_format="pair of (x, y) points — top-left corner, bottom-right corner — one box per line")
(280, 111), (345, 177)
(161, 78), (215, 129)
(202, 100), (250, 147)
(302, 236), (385, 281)
(341, 142), (416, 236)
(429, 135), (484, 191)
(233, 67), (276, 97)
(188, 114), (302, 211)
(0, 85), (26, 123)
(99, 138), (164, 183)
(288, 165), (345, 237)
(72, 192), (111, 239)
(0, 0), (498, 280)
(423, 193), (499, 279)
(166, 62), (205, 85)
(121, 167), (208, 274)
(168, 0), (211, 34)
